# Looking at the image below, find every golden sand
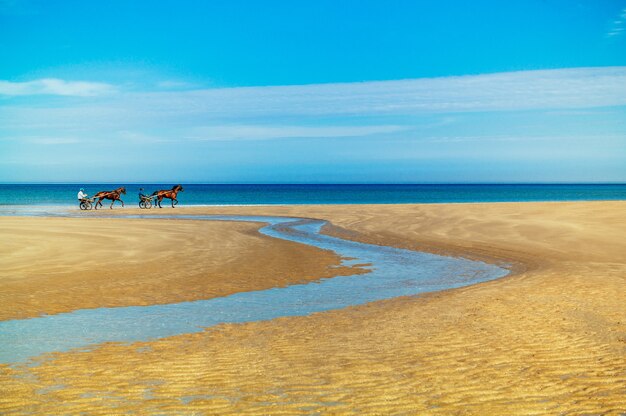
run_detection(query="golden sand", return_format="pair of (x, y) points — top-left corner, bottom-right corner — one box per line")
(0, 216), (358, 320)
(1, 202), (625, 414)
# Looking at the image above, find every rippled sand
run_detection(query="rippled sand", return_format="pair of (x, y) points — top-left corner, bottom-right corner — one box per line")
(0, 217), (357, 320)
(1, 202), (625, 414)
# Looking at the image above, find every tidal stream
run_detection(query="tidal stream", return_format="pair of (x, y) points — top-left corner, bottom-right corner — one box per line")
(0, 215), (509, 363)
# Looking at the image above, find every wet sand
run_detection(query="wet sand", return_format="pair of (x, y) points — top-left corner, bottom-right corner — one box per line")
(0, 217), (358, 320)
(1, 202), (625, 414)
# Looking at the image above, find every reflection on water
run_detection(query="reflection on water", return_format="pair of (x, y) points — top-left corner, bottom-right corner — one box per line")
(0, 215), (509, 363)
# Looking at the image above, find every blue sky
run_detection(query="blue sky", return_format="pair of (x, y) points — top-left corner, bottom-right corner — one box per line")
(1, 0), (625, 183)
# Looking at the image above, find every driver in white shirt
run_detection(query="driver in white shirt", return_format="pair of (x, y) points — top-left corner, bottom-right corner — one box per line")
(77, 188), (88, 201)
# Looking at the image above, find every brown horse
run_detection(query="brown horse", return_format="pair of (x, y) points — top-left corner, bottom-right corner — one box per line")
(152, 184), (184, 208)
(94, 187), (126, 209)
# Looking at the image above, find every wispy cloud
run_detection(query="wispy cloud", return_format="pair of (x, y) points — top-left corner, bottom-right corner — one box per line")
(1, 136), (82, 145)
(3, 67), (626, 113)
(119, 67), (626, 119)
(418, 134), (626, 144)
(607, 6), (626, 37)
(112, 125), (406, 143)
(156, 80), (197, 90)
(184, 125), (407, 141)
(26, 137), (82, 145)
(0, 78), (116, 97)
(1, 67), (626, 146)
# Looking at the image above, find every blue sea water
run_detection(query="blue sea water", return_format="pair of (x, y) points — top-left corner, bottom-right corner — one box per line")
(0, 184), (625, 206)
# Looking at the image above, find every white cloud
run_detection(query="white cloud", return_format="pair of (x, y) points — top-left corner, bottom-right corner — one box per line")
(184, 124), (407, 141)
(156, 80), (196, 89)
(27, 137), (81, 145)
(0, 78), (116, 96)
(109, 125), (406, 143)
(418, 134), (626, 144)
(120, 66), (626, 118)
(0, 136), (82, 145)
(2, 67), (626, 144)
(607, 7), (626, 37)
(4, 67), (626, 114)
(116, 130), (165, 143)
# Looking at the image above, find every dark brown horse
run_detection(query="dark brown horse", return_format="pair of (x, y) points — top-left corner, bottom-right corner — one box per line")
(152, 184), (184, 208)
(94, 187), (126, 209)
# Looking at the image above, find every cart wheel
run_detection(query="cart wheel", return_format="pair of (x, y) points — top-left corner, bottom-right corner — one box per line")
(145, 200), (152, 209)
(80, 201), (89, 210)
(139, 201), (146, 209)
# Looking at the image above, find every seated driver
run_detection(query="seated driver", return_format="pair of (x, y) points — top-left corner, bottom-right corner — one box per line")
(77, 188), (88, 201)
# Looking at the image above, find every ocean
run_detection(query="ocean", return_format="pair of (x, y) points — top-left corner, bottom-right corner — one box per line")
(0, 183), (625, 207)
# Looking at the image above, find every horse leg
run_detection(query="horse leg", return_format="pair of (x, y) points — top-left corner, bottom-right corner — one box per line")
(158, 196), (163, 208)
(95, 198), (101, 210)
(173, 197), (178, 207)
(120, 198), (124, 208)
(110, 198), (114, 209)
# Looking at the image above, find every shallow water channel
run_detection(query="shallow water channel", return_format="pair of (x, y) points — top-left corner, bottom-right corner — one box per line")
(0, 215), (509, 363)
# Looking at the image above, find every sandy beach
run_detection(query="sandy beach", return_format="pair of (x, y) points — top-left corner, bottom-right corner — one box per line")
(1, 201), (625, 414)
(0, 217), (358, 321)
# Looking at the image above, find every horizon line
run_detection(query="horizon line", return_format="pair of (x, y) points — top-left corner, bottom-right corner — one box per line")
(2, 182), (626, 186)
